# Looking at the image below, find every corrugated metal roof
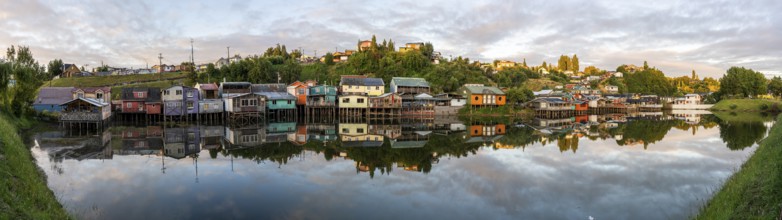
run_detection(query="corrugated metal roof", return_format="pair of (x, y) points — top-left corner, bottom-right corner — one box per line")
(255, 92), (296, 100)
(36, 87), (74, 105)
(462, 85), (505, 95)
(340, 77), (385, 86)
(60, 97), (108, 107)
(392, 77), (430, 87)
(251, 84), (287, 93)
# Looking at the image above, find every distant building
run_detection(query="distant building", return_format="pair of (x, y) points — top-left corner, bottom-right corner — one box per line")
(390, 77), (430, 95)
(457, 84), (506, 107)
(34, 87), (75, 113)
(358, 40), (372, 51)
(605, 85), (619, 94)
(339, 75), (385, 96)
(61, 64), (81, 78)
(495, 60), (516, 71)
(215, 58), (229, 69)
(399, 42), (424, 53)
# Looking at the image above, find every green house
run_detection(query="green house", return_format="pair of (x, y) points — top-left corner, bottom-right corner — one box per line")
(307, 85), (338, 107)
(252, 84), (296, 110)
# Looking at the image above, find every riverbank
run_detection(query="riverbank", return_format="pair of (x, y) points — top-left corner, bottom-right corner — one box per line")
(458, 106), (535, 120)
(711, 99), (782, 112)
(696, 113), (782, 219)
(0, 113), (71, 219)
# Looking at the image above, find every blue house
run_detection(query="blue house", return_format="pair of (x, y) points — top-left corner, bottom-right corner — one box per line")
(33, 87), (75, 113)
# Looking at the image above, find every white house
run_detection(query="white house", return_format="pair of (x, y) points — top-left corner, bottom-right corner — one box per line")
(605, 85), (619, 94)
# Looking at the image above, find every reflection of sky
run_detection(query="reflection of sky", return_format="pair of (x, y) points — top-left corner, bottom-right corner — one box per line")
(31, 125), (757, 220)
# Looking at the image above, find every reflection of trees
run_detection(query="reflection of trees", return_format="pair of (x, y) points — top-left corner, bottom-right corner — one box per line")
(495, 127), (539, 149)
(719, 121), (766, 150)
(556, 136), (579, 153)
(614, 120), (677, 149)
(223, 142), (305, 165)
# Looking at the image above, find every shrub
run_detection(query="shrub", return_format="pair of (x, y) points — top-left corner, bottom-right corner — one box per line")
(760, 103), (769, 110)
(729, 104), (738, 110)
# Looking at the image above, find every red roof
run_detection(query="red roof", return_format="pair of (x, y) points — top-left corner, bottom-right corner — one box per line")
(199, 83), (218, 90)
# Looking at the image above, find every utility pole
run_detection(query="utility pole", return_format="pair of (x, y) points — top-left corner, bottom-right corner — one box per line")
(227, 46), (230, 61)
(158, 53), (163, 81)
(190, 38), (194, 73)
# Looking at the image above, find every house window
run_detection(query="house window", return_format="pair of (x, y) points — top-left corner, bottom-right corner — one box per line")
(241, 99), (248, 106)
(342, 128), (349, 133)
(349, 85), (353, 89)
(126, 103), (132, 108)
(474, 96), (479, 101)
(187, 101), (194, 109)
(287, 100), (292, 105)
(135, 92), (145, 98)
(273, 100), (277, 105)
(375, 86), (379, 90)
(358, 98), (364, 103)
(96, 92), (103, 100)
(77, 92), (84, 98)
(176, 90), (182, 95)
(498, 97), (503, 101)
(357, 128), (364, 133)
(343, 98), (350, 103)
(164, 90), (169, 95)
(187, 91), (193, 98)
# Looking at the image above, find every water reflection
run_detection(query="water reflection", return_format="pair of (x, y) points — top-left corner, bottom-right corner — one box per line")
(29, 113), (775, 220)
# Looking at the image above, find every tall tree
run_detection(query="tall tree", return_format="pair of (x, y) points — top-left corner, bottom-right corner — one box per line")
(768, 76), (782, 97)
(47, 59), (63, 79)
(571, 54), (579, 73)
(323, 53), (334, 65)
(557, 55), (571, 71)
(718, 67), (768, 98)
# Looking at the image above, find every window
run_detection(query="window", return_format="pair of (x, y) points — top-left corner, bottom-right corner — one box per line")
(126, 103), (132, 108)
(357, 128), (364, 133)
(375, 86), (379, 90)
(164, 90), (169, 95)
(176, 90), (182, 95)
(498, 96), (503, 101)
(135, 92), (145, 98)
(77, 92), (84, 98)
(349, 85), (353, 89)
(241, 99), (248, 106)
(187, 91), (193, 98)
(357, 98), (364, 103)
(342, 128), (349, 133)
(298, 88), (305, 94)
(287, 100), (291, 105)
(273, 100), (277, 105)
(187, 101), (194, 109)
(96, 92), (103, 100)
(343, 98), (350, 103)
(474, 96), (479, 101)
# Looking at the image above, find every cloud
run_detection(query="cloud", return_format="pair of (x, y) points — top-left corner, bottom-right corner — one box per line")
(1, 0), (780, 77)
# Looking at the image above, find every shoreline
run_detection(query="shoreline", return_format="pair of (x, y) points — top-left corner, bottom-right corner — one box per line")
(696, 113), (782, 219)
(0, 113), (71, 219)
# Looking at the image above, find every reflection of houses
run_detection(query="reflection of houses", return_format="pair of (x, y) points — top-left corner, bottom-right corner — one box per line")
(307, 124), (338, 142)
(339, 123), (384, 147)
(288, 125), (309, 145)
(465, 124), (506, 144)
(34, 87), (74, 113)
(51, 130), (113, 161)
(393, 126), (431, 149)
(223, 126), (266, 149)
(164, 127), (200, 159)
(370, 124), (402, 139)
(199, 126), (224, 150)
(267, 122), (296, 143)
(117, 126), (164, 156)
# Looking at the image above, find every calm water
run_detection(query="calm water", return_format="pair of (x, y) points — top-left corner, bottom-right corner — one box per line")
(28, 113), (775, 220)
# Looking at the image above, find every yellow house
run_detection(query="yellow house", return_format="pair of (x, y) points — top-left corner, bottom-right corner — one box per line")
(495, 60), (516, 70)
(339, 123), (385, 147)
(339, 76), (385, 96)
(338, 95), (369, 108)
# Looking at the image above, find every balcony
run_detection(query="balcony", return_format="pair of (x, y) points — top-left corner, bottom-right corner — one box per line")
(61, 112), (102, 122)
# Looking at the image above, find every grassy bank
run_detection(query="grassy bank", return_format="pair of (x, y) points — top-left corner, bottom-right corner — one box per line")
(696, 113), (782, 219)
(48, 72), (186, 87)
(711, 99), (782, 112)
(0, 113), (71, 219)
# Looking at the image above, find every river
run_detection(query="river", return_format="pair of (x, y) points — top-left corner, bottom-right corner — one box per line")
(27, 112), (776, 220)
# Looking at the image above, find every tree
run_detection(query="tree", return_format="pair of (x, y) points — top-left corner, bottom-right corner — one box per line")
(625, 68), (676, 96)
(584, 66), (600, 76)
(768, 76), (782, 97)
(571, 54), (579, 73)
(718, 67), (768, 98)
(522, 58), (527, 68)
(323, 53), (334, 65)
(205, 63), (218, 83)
(557, 55), (571, 71)
(47, 59), (63, 79)
(643, 61), (649, 70)
(506, 87), (534, 107)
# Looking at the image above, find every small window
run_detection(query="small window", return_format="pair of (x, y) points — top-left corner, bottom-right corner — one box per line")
(498, 97), (503, 101)
(273, 100), (277, 105)
(474, 96), (479, 101)
(126, 103), (132, 108)
(187, 101), (194, 109)
(176, 90), (182, 95)
(187, 91), (193, 97)
(342, 128), (349, 133)
(358, 98), (364, 103)
(375, 86), (379, 90)
(357, 128), (364, 133)
(77, 92), (84, 98)
(343, 98), (350, 103)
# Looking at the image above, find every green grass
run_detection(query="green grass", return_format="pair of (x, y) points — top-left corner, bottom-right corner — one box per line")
(47, 72), (186, 87)
(522, 78), (561, 91)
(711, 99), (782, 112)
(696, 113), (782, 219)
(109, 79), (186, 100)
(0, 113), (71, 219)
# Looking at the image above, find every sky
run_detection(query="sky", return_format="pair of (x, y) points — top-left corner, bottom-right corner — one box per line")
(1, 0), (781, 78)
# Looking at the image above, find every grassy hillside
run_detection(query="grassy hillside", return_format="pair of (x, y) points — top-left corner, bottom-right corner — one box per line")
(712, 99), (782, 112)
(0, 114), (71, 219)
(522, 78), (561, 91)
(696, 113), (782, 219)
(48, 72), (186, 87)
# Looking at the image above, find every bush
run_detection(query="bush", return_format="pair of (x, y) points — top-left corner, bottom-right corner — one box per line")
(760, 103), (769, 110)
(729, 104), (738, 110)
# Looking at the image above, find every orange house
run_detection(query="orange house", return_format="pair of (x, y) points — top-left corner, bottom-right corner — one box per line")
(287, 80), (317, 105)
(458, 84), (506, 107)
